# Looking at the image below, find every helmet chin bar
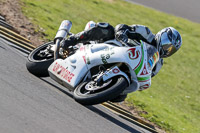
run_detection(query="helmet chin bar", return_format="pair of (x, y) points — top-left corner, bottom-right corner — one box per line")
(155, 36), (163, 58)
(159, 48), (164, 58)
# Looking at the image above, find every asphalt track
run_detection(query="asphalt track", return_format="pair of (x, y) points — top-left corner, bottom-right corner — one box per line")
(0, 37), (152, 133)
(126, 0), (200, 23)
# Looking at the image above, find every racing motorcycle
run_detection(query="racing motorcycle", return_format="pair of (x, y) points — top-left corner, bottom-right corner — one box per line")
(26, 20), (156, 105)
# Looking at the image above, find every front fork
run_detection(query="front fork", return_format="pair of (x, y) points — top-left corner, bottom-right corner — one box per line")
(54, 20), (72, 60)
(92, 66), (131, 86)
(54, 39), (61, 60)
(102, 66), (130, 85)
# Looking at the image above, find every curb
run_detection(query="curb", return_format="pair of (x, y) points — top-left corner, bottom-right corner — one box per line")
(102, 102), (158, 133)
(0, 15), (5, 21)
(0, 25), (31, 43)
(0, 17), (35, 51)
(0, 19), (15, 31)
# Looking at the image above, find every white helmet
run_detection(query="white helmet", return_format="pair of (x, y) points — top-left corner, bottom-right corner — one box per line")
(155, 27), (182, 58)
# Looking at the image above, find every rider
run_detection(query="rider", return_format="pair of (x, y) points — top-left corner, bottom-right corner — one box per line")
(61, 21), (182, 102)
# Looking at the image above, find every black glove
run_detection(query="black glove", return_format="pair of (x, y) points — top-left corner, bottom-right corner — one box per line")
(60, 36), (77, 50)
(115, 31), (128, 46)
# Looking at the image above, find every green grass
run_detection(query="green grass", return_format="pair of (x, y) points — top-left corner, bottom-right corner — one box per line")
(20, 0), (200, 132)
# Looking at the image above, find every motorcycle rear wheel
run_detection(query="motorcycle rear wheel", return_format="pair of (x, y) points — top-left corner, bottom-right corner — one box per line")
(26, 41), (54, 77)
(73, 76), (128, 105)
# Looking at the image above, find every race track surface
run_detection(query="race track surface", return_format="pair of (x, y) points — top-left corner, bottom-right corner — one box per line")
(0, 38), (151, 133)
(126, 0), (200, 23)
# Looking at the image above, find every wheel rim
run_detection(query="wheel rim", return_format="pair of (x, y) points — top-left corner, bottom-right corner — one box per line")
(85, 80), (112, 91)
(74, 76), (128, 105)
(31, 44), (53, 61)
(80, 79), (112, 95)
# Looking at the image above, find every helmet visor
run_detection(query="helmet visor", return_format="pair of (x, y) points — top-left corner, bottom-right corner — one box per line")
(160, 33), (177, 58)
(161, 43), (177, 58)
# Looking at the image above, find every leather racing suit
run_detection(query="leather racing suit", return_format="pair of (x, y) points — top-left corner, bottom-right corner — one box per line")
(114, 24), (163, 79)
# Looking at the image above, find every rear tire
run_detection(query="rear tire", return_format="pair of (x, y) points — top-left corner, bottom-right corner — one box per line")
(26, 41), (54, 77)
(73, 76), (128, 105)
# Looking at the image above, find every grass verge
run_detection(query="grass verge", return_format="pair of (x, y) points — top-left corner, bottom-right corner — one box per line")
(21, 0), (200, 132)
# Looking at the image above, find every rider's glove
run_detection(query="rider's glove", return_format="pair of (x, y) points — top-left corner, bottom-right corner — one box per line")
(60, 36), (76, 50)
(115, 31), (128, 46)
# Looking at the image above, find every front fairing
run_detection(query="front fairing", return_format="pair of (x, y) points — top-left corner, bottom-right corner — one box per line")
(84, 43), (143, 70)
(48, 42), (150, 91)
(48, 47), (88, 90)
(85, 43), (153, 91)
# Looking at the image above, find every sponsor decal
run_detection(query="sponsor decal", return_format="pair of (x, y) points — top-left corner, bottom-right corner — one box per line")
(79, 45), (85, 51)
(82, 56), (86, 64)
(61, 20), (71, 28)
(133, 41), (144, 73)
(140, 64), (149, 75)
(128, 48), (140, 60)
(137, 76), (150, 82)
(53, 62), (74, 83)
(148, 59), (153, 68)
(88, 23), (95, 29)
(140, 84), (149, 90)
(80, 45), (90, 64)
(148, 51), (159, 69)
(86, 57), (90, 64)
(82, 55), (90, 64)
(101, 54), (110, 64)
(103, 47), (115, 56)
(101, 47), (115, 64)
(112, 68), (120, 74)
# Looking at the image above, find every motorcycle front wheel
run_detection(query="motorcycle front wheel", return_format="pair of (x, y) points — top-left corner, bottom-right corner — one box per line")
(26, 41), (54, 77)
(73, 76), (128, 105)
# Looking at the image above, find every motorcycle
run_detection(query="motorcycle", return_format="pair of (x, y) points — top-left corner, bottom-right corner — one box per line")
(26, 20), (156, 105)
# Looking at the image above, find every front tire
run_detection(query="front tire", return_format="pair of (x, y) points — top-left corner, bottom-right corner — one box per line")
(26, 41), (54, 77)
(73, 76), (128, 105)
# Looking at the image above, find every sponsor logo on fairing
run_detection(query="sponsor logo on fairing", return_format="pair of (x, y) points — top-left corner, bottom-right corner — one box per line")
(53, 62), (74, 83)
(79, 45), (85, 51)
(112, 68), (120, 74)
(128, 48), (140, 60)
(82, 56), (86, 64)
(82, 55), (90, 64)
(140, 64), (149, 75)
(101, 54), (110, 64)
(101, 47), (115, 64)
(140, 84), (150, 90)
(148, 51), (159, 69)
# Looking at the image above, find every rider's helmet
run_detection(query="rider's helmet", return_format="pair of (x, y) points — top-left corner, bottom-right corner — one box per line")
(155, 27), (182, 58)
